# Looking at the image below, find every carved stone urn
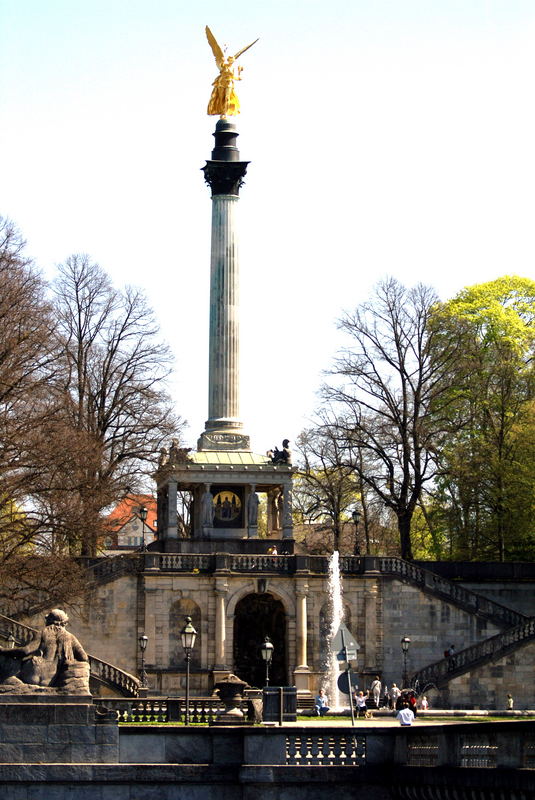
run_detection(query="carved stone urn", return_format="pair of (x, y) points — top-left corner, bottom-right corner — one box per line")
(212, 673), (249, 725)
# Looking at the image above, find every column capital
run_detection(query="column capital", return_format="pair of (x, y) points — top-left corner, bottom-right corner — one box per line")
(202, 161), (249, 196)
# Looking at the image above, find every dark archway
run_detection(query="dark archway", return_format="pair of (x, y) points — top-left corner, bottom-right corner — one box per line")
(233, 593), (286, 688)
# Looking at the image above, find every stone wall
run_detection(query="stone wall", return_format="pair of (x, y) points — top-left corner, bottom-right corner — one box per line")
(381, 578), (502, 688)
(441, 638), (535, 710)
(46, 564), (534, 707)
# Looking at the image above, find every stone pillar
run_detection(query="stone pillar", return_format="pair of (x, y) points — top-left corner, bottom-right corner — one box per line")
(167, 480), (178, 540)
(207, 194), (240, 430)
(294, 583), (312, 693)
(363, 581), (379, 671)
(296, 584), (308, 668)
(214, 580), (229, 669)
(282, 484), (293, 539)
(199, 120), (250, 452)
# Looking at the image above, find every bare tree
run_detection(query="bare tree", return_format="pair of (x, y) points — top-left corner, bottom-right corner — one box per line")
(293, 427), (359, 552)
(322, 278), (462, 560)
(34, 255), (185, 556)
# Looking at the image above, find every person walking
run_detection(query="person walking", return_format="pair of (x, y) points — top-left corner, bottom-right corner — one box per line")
(390, 683), (401, 710)
(370, 675), (382, 708)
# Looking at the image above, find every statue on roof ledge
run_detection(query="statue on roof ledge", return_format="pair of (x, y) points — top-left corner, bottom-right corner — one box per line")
(269, 439), (292, 465)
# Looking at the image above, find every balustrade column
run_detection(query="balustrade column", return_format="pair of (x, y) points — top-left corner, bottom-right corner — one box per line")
(214, 580), (228, 668)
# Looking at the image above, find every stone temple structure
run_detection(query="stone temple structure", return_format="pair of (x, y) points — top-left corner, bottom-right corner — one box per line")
(5, 118), (534, 709)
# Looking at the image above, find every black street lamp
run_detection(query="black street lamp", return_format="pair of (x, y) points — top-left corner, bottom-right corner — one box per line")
(181, 616), (197, 726)
(352, 509), (362, 556)
(401, 636), (411, 688)
(139, 505), (148, 551)
(260, 636), (274, 687)
(138, 633), (148, 692)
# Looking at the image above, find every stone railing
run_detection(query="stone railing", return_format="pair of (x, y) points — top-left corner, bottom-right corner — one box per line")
(89, 656), (140, 697)
(228, 554), (293, 573)
(0, 613), (37, 645)
(118, 720), (535, 771)
(0, 613), (139, 698)
(94, 696), (229, 723)
(86, 554), (143, 584)
(286, 733), (366, 765)
(158, 554), (214, 572)
(412, 617), (535, 689)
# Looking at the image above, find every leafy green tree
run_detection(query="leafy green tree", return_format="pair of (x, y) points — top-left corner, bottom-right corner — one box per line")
(431, 276), (535, 560)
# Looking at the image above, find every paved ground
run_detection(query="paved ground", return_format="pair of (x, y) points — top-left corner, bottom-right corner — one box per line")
(278, 710), (535, 728)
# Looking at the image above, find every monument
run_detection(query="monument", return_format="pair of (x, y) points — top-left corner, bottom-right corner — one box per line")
(154, 28), (295, 553)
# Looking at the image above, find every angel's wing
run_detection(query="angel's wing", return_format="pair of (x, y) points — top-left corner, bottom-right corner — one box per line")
(233, 37), (259, 62)
(205, 26), (224, 67)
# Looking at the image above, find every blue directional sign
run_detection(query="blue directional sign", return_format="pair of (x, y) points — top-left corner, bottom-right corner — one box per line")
(331, 623), (360, 662)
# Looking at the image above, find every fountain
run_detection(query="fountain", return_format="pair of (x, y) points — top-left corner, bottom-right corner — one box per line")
(324, 550), (344, 710)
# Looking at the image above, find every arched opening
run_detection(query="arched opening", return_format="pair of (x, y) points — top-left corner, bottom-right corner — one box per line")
(233, 593), (286, 688)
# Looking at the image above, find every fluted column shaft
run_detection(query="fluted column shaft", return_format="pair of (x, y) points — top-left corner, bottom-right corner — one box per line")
(215, 586), (228, 667)
(207, 195), (240, 428)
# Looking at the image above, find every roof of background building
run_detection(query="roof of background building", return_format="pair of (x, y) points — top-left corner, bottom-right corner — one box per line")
(105, 494), (157, 532)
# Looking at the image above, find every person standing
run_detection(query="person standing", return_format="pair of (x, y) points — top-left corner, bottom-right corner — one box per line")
(420, 695), (429, 711)
(507, 693), (514, 710)
(397, 702), (415, 726)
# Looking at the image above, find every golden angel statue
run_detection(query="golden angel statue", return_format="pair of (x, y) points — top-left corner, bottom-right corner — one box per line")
(205, 26), (258, 117)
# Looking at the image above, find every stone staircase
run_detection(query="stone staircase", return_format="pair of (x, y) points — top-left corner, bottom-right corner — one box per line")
(373, 556), (528, 629)
(411, 617), (535, 689)
(0, 613), (140, 697)
(370, 557), (532, 690)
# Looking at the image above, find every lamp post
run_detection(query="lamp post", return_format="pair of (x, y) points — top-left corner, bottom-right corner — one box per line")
(138, 505), (148, 551)
(181, 616), (197, 726)
(401, 636), (411, 688)
(352, 509), (361, 556)
(260, 636), (274, 687)
(138, 633), (148, 694)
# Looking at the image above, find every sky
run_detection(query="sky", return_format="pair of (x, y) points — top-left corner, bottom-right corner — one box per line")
(1, 0), (535, 454)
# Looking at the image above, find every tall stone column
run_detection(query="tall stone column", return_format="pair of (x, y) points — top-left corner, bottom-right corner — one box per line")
(199, 119), (250, 452)
(294, 582), (311, 693)
(296, 585), (308, 668)
(214, 580), (228, 669)
(364, 581), (379, 671)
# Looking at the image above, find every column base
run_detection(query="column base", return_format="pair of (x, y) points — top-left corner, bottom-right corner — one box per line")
(293, 666), (312, 693)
